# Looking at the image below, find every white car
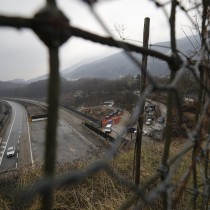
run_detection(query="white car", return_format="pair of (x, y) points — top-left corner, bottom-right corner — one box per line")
(143, 130), (148, 135)
(105, 124), (112, 133)
(146, 119), (152, 125)
(6, 147), (15, 158)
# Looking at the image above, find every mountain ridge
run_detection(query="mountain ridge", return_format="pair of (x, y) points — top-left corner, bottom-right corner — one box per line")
(9, 35), (200, 83)
(62, 35), (200, 80)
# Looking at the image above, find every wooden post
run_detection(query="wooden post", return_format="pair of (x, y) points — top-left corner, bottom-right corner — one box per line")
(134, 17), (150, 185)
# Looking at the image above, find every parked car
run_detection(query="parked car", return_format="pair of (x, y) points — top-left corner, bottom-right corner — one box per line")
(146, 119), (153, 125)
(157, 116), (165, 123)
(6, 147), (15, 158)
(145, 104), (156, 112)
(113, 111), (118, 115)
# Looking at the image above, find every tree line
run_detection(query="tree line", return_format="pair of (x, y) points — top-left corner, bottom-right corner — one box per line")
(0, 73), (199, 112)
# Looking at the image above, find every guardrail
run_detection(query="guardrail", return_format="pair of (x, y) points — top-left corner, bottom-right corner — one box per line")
(7, 98), (48, 110)
(9, 98), (102, 128)
(63, 105), (101, 128)
(0, 100), (12, 140)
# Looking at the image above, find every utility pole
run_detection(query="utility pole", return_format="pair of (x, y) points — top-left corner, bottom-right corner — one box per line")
(134, 17), (150, 185)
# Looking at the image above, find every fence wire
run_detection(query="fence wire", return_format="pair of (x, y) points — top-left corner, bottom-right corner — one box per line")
(0, 0), (210, 209)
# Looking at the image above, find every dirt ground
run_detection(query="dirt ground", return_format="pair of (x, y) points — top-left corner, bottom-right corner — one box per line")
(79, 105), (114, 120)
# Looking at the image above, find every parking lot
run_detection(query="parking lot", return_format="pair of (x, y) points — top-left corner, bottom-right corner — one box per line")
(143, 102), (166, 140)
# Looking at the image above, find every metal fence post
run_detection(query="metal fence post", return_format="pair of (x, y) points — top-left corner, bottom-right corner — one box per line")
(134, 17), (150, 185)
(32, 1), (70, 209)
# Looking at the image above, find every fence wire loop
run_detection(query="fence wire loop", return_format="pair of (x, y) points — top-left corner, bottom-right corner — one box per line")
(157, 164), (169, 179)
(0, 0), (210, 210)
(33, 4), (71, 48)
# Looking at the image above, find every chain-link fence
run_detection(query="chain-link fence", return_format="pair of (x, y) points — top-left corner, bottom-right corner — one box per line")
(0, 0), (210, 209)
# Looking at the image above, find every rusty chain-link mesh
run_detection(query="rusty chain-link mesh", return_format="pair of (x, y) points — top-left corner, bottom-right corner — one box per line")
(0, 0), (210, 209)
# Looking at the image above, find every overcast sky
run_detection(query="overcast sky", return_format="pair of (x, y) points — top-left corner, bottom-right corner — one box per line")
(0, 0), (194, 81)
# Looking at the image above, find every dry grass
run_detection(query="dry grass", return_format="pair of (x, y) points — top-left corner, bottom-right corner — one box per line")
(0, 138), (200, 209)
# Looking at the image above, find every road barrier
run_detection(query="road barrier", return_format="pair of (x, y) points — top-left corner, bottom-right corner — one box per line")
(102, 116), (121, 127)
(29, 114), (48, 122)
(64, 105), (101, 128)
(84, 122), (115, 142)
(101, 112), (123, 127)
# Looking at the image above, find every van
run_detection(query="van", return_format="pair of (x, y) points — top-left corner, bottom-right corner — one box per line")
(105, 124), (112, 133)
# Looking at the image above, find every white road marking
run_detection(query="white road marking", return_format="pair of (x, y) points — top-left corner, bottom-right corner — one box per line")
(17, 153), (18, 158)
(15, 163), (17, 168)
(26, 110), (34, 166)
(18, 140), (19, 144)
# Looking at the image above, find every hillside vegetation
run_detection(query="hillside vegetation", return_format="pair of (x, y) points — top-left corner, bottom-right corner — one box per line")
(0, 71), (199, 113)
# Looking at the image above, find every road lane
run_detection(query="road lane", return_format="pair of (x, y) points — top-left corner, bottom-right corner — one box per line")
(0, 101), (31, 171)
(30, 118), (100, 163)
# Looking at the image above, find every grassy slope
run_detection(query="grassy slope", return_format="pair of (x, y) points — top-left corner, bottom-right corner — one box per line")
(0, 138), (197, 210)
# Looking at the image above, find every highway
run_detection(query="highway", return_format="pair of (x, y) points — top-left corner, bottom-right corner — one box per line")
(0, 98), (167, 169)
(0, 101), (32, 171)
(0, 99), (107, 166)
